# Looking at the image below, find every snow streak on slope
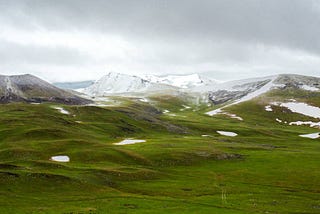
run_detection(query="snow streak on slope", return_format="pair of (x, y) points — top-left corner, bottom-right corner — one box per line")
(192, 75), (277, 93)
(206, 76), (279, 115)
(233, 76), (278, 105)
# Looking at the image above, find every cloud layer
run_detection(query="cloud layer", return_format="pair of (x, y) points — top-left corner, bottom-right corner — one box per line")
(0, 0), (319, 82)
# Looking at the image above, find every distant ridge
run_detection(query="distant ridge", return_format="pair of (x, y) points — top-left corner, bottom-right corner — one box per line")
(0, 74), (91, 104)
(53, 80), (94, 90)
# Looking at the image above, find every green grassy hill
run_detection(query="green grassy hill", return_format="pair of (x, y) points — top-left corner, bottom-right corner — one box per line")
(0, 89), (320, 213)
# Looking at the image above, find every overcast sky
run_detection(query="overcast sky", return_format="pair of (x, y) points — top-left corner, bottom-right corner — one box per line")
(0, 0), (320, 82)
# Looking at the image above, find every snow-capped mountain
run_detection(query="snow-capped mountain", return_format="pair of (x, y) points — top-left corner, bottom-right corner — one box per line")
(82, 72), (177, 96)
(198, 74), (320, 105)
(143, 73), (216, 89)
(80, 72), (320, 105)
(205, 74), (320, 116)
(0, 74), (91, 104)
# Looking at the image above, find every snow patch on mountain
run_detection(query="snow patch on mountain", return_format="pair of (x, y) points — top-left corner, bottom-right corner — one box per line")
(143, 74), (216, 89)
(300, 85), (319, 92)
(273, 102), (320, 119)
(289, 121), (320, 128)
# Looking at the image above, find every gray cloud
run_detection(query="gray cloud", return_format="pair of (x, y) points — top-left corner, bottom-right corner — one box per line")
(0, 40), (92, 65)
(0, 0), (319, 81)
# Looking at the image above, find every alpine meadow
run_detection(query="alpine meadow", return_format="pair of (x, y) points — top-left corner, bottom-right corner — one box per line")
(1, 0), (320, 213)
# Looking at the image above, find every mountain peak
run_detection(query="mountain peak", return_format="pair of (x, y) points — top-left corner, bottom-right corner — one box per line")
(84, 72), (152, 96)
(0, 74), (91, 104)
(143, 73), (216, 89)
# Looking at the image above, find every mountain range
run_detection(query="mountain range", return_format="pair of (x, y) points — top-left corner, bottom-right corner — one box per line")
(1, 72), (319, 106)
(76, 72), (320, 106)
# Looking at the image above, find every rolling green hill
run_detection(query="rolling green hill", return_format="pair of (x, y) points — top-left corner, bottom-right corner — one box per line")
(0, 88), (320, 213)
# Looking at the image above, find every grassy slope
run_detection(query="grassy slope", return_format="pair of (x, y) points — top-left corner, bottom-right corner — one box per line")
(0, 89), (320, 213)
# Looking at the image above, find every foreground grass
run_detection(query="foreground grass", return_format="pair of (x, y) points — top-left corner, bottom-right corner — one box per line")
(0, 91), (320, 213)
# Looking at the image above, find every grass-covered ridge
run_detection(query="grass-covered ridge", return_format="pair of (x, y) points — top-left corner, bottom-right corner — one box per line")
(0, 90), (320, 213)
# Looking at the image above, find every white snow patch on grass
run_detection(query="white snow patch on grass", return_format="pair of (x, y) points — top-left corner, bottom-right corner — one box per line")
(289, 121), (320, 128)
(139, 98), (149, 103)
(50, 156), (70, 162)
(114, 139), (146, 145)
(274, 102), (320, 119)
(182, 105), (191, 109)
(168, 113), (177, 117)
(180, 105), (192, 111)
(163, 110), (170, 113)
(265, 105), (273, 112)
(276, 118), (283, 123)
(52, 107), (70, 115)
(206, 109), (243, 121)
(300, 85), (319, 92)
(226, 113), (243, 121)
(299, 133), (320, 139)
(217, 131), (238, 137)
(206, 108), (223, 116)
